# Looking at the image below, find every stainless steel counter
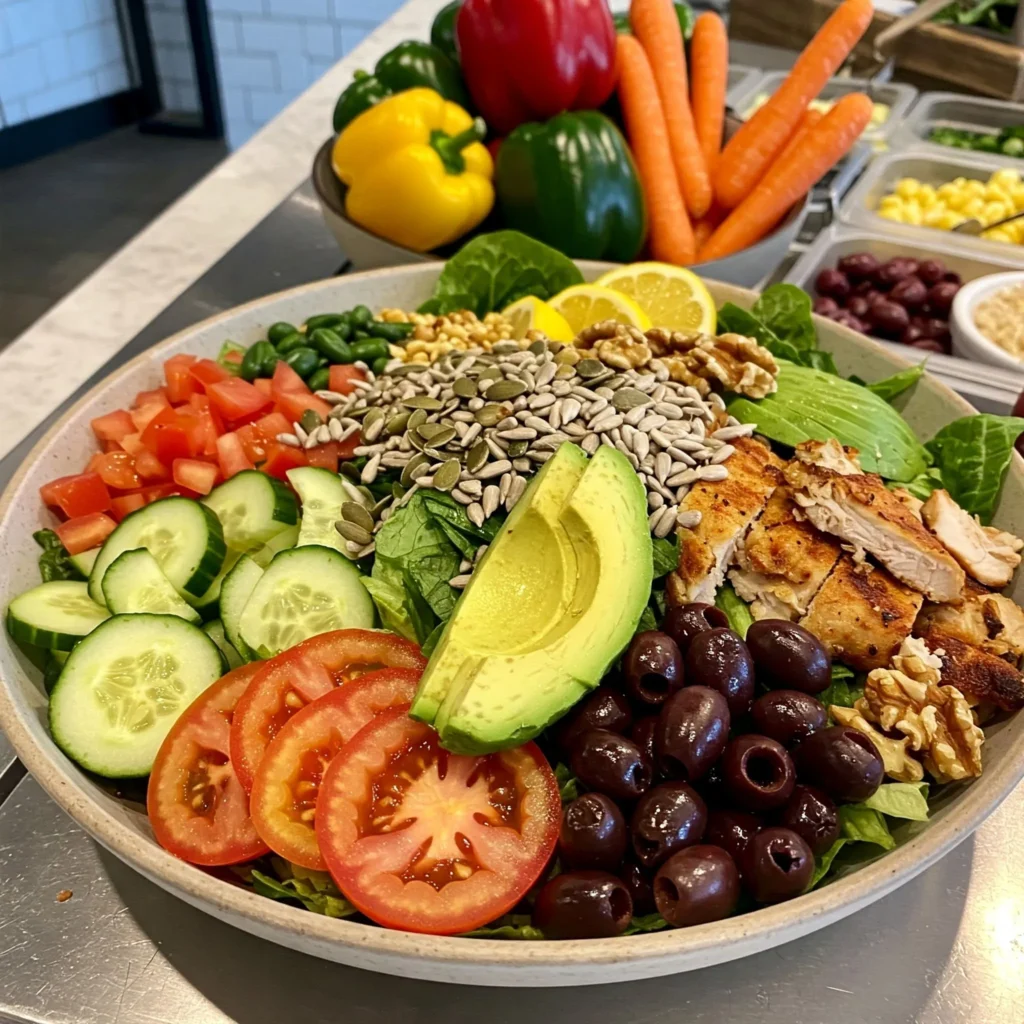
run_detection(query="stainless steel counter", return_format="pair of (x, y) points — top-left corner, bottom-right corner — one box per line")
(3, 136), (1024, 1024)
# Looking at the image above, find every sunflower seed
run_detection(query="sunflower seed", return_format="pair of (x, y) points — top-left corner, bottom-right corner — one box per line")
(459, 559), (473, 573)
(486, 436), (507, 459)
(449, 574), (473, 589)
(668, 447), (696, 467)
(276, 433), (300, 447)
(654, 505), (678, 538)
(589, 411), (623, 433)
(536, 361), (558, 387)
(498, 426), (537, 442)
(327, 418), (343, 441)
(485, 379), (527, 401)
(528, 392), (556, 411)
(711, 444), (735, 465)
(360, 453), (382, 484)
(293, 422), (309, 445)
(712, 423), (756, 441)
(581, 433), (600, 455)
(452, 488), (474, 505)
(457, 422), (481, 449)
(558, 397), (581, 424)
(497, 416), (518, 431)
(477, 459), (511, 480)
(459, 478), (483, 498)
(482, 485), (500, 518)
(467, 502), (485, 528)
(654, 452), (672, 484)
(433, 459), (462, 492)
(677, 510), (702, 529)
(648, 507), (668, 533)
(586, 397), (608, 418)
(467, 440), (489, 473)
(632, 432), (651, 461)
(506, 474), (527, 510)
(696, 464), (729, 482)
(638, 414), (667, 433)
(648, 491), (665, 511)
(336, 520), (373, 546)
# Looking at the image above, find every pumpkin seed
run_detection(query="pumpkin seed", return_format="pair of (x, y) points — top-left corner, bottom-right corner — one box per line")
(467, 439), (490, 473)
(453, 377), (478, 399)
(408, 430), (427, 452)
(403, 395), (443, 411)
(401, 452), (429, 486)
(433, 459), (461, 492)
(554, 363), (576, 380)
(477, 366), (503, 385)
(336, 520), (373, 546)
(340, 462), (362, 483)
(507, 440), (529, 458)
(362, 407), (385, 435)
(485, 378), (527, 401)
(341, 501), (375, 533)
(475, 403), (504, 427)
(576, 358), (604, 378)
(612, 387), (651, 411)
(407, 408), (428, 431)
(386, 411), (410, 435)
(428, 425), (457, 448)
(416, 422), (445, 441)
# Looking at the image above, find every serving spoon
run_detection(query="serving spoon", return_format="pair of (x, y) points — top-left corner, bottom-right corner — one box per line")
(953, 209), (1024, 236)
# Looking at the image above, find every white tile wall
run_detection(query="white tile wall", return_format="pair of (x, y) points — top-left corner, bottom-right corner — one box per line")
(0, 0), (131, 126)
(209, 0), (409, 149)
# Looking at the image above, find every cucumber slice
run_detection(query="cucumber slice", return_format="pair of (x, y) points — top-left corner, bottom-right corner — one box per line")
(88, 497), (225, 606)
(101, 549), (202, 623)
(49, 614), (223, 777)
(252, 524), (299, 567)
(203, 470), (297, 552)
(238, 545), (374, 658)
(7, 581), (110, 651)
(287, 466), (348, 553)
(192, 549), (241, 610)
(220, 554), (264, 661)
(203, 619), (243, 670)
(69, 547), (100, 578)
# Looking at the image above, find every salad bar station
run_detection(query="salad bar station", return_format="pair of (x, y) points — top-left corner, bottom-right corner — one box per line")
(4, 0), (1024, 1020)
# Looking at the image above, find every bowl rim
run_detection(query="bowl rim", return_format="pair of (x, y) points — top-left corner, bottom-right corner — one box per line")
(951, 269), (1024, 371)
(311, 137), (810, 268)
(0, 266), (1020, 976)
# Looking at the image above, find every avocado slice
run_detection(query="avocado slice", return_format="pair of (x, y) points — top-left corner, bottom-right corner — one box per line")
(412, 443), (653, 755)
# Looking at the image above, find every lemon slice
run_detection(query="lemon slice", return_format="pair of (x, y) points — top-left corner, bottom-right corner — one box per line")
(547, 284), (652, 336)
(501, 296), (575, 343)
(595, 262), (716, 334)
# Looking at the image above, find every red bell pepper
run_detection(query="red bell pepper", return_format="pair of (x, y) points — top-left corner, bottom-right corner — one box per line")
(456, 0), (617, 135)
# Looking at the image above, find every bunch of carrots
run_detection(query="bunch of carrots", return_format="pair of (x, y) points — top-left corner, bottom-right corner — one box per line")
(616, 0), (875, 265)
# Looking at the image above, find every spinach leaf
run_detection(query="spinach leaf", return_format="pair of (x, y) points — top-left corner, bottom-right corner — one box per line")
(839, 805), (895, 850)
(637, 606), (658, 632)
(859, 782), (930, 821)
(419, 231), (584, 317)
(926, 414), (1024, 524)
(462, 915), (545, 940)
(752, 284), (817, 351)
(33, 529), (82, 583)
(715, 584), (753, 639)
(896, 466), (944, 502)
(360, 575), (420, 643)
(808, 838), (847, 889)
(818, 664), (863, 709)
(422, 491), (503, 544)
(554, 763), (580, 804)
(651, 535), (679, 578)
(866, 363), (924, 402)
(801, 350), (839, 376)
(251, 865), (357, 918)
(624, 912), (672, 934)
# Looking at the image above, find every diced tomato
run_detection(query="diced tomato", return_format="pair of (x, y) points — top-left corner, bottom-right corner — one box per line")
(134, 387), (170, 410)
(338, 432), (360, 461)
(172, 458), (220, 495)
(140, 483), (180, 503)
(130, 402), (168, 433)
(110, 492), (146, 521)
(92, 451), (142, 491)
(101, 440), (122, 453)
(189, 358), (232, 390)
(261, 442), (307, 480)
(275, 391), (333, 423)
(90, 409), (135, 444)
(271, 360), (309, 397)
(119, 432), (145, 455)
(133, 448), (169, 482)
(329, 364), (367, 396)
(235, 422), (268, 464)
(141, 406), (208, 464)
(253, 378), (273, 398)
(187, 395), (222, 456)
(208, 377), (272, 425)
(216, 432), (255, 479)
(55, 512), (117, 555)
(221, 348), (245, 368)
(254, 411), (291, 441)
(39, 472), (111, 518)
(304, 443), (339, 471)
(164, 354), (200, 404)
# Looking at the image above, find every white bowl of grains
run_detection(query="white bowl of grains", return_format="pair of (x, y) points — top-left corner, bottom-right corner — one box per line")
(951, 270), (1024, 372)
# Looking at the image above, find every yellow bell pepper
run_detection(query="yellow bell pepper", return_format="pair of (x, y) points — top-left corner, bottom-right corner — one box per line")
(332, 88), (494, 253)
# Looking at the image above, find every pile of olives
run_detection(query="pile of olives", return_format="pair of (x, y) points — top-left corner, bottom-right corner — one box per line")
(531, 609), (884, 940)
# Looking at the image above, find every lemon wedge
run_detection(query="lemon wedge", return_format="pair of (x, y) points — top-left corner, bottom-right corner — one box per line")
(501, 296), (575, 343)
(595, 262), (716, 334)
(547, 284), (652, 336)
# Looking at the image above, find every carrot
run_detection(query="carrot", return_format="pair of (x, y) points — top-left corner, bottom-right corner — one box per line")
(714, 0), (873, 209)
(699, 93), (873, 262)
(690, 12), (729, 177)
(775, 108), (825, 167)
(630, 0), (713, 219)
(693, 204), (725, 253)
(615, 35), (696, 265)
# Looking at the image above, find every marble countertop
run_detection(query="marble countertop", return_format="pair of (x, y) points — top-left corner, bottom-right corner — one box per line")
(0, 0), (442, 463)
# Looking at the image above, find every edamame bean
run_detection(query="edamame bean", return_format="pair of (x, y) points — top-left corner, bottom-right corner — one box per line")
(240, 340), (276, 381)
(308, 327), (353, 363)
(284, 346), (320, 379)
(275, 331), (306, 355)
(351, 338), (390, 363)
(349, 304), (373, 329)
(307, 366), (331, 392)
(367, 320), (414, 342)
(304, 313), (347, 332)
(371, 355), (390, 375)
(267, 321), (297, 345)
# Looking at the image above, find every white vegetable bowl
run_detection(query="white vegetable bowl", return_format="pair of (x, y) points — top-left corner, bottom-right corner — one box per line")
(0, 264), (1023, 987)
(951, 270), (1024, 372)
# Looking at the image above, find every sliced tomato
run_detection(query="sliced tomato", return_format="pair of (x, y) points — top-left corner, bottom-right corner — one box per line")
(329, 364), (367, 396)
(189, 358), (232, 390)
(135, 386), (170, 410)
(134, 447), (170, 482)
(111, 492), (146, 521)
(40, 471), (111, 518)
(338, 432), (361, 462)
(261, 442), (307, 480)
(249, 669), (422, 870)
(317, 711), (560, 935)
(172, 458), (219, 495)
(91, 451), (142, 492)
(304, 442), (341, 472)
(271, 360), (309, 397)
(253, 377), (274, 398)
(91, 409), (135, 444)
(130, 401), (168, 433)
(148, 663), (270, 867)
(231, 629), (427, 792)
(164, 354), (200, 404)
(235, 422), (268, 464)
(275, 390), (333, 423)
(141, 482), (181, 503)
(55, 512), (117, 555)
(140, 406), (192, 463)
(254, 410), (291, 441)
(120, 431), (145, 456)
(208, 377), (272, 425)
(216, 432), (255, 479)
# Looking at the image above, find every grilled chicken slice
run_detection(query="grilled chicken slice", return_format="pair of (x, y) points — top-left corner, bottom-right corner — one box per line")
(729, 486), (842, 620)
(666, 437), (783, 606)
(918, 628), (1024, 711)
(921, 489), (1023, 588)
(800, 555), (924, 671)
(916, 578), (1024, 664)
(785, 441), (965, 603)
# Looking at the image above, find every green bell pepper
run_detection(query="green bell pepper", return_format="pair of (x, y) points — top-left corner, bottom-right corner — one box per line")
(431, 1), (462, 66)
(614, 1), (695, 39)
(332, 40), (469, 134)
(495, 111), (647, 263)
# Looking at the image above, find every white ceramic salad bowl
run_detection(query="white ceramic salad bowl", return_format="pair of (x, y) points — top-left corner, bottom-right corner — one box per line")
(1, 263), (1022, 987)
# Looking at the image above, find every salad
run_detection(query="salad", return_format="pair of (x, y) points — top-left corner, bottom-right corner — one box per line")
(7, 230), (1024, 941)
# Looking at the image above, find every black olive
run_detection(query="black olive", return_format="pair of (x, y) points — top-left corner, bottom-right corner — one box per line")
(630, 715), (659, 769)
(654, 686), (730, 782)
(533, 871), (633, 939)
(560, 793), (629, 871)
(556, 687), (633, 752)
(704, 808), (762, 867)
(654, 846), (740, 926)
(742, 827), (813, 904)
(721, 734), (796, 812)
(794, 725), (883, 802)
(619, 859), (656, 915)
(622, 631), (684, 707)
(750, 690), (828, 747)
(662, 602), (728, 655)
(630, 782), (707, 869)
(570, 729), (652, 803)
(684, 627), (756, 716)
(745, 620), (831, 694)
(775, 785), (840, 856)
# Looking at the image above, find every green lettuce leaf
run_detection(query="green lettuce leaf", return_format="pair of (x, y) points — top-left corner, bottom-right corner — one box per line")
(33, 529), (83, 583)
(839, 805), (895, 850)
(819, 664), (863, 709)
(251, 865), (358, 918)
(866, 363), (924, 402)
(808, 838), (847, 889)
(926, 414), (1024, 524)
(652, 536), (679, 578)
(463, 915), (545, 939)
(715, 583), (753, 639)
(624, 912), (671, 934)
(360, 575), (419, 642)
(216, 340), (246, 375)
(419, 231), (584, 317)
(554, 762), (580, 804)
(752, 284), (817, 351)
(896, 466), (944, 502)
(637, 606), (658, 632)
(858, 782), (930, 821)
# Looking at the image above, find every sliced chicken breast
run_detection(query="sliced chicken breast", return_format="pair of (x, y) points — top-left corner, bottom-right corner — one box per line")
(729, 486), (842, 620)
(921, 489), (1023, 588)
(800, 555), (924, 671)
(916, 578), (1024, 664)
(666, 437), (783, 606)
(918, 628), (1024, 711)
(785, 444), (965, 604)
